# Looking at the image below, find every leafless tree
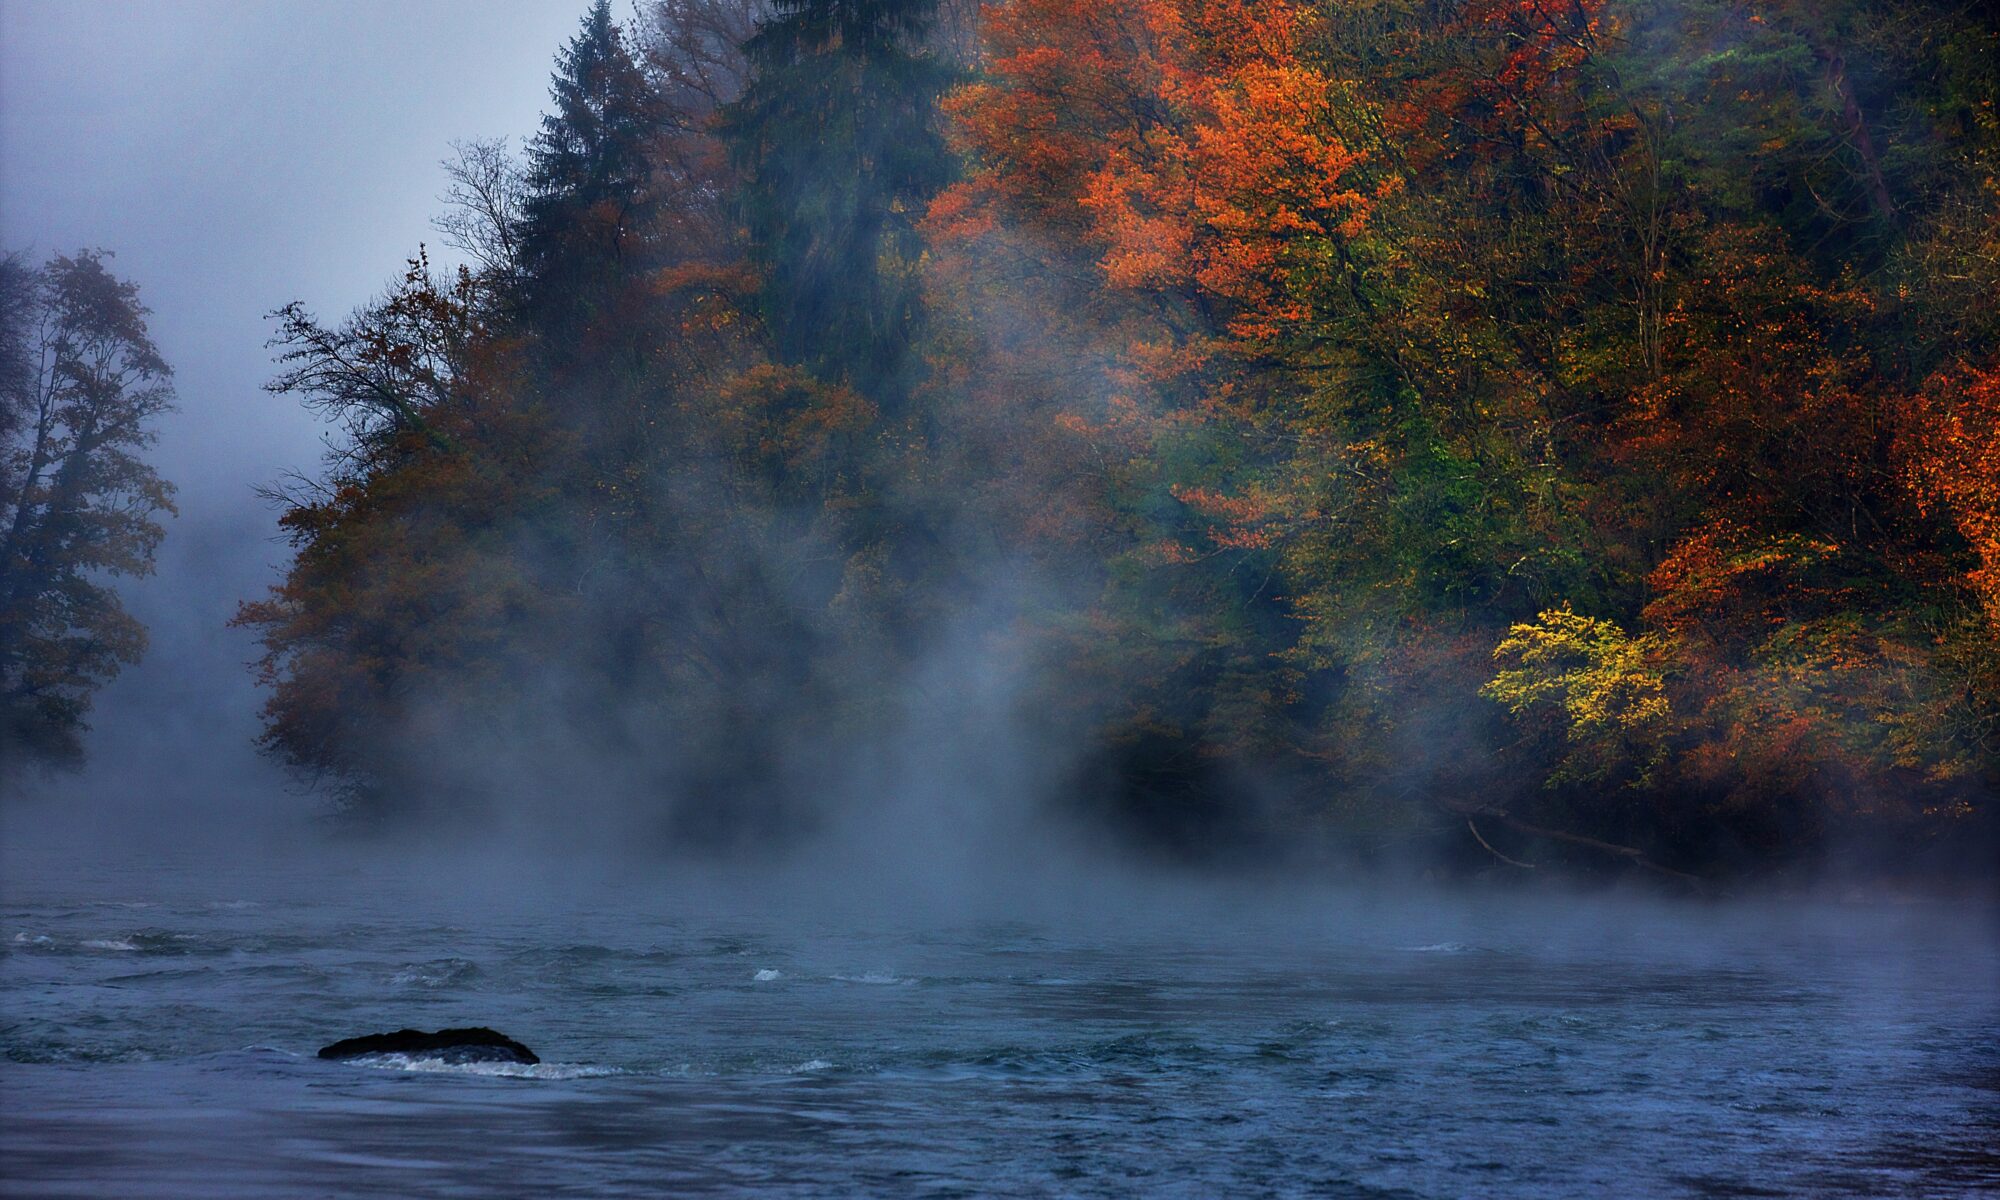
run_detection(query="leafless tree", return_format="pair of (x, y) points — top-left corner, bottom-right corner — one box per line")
(929, 0), (982, 67)
(642, 0), (766, 117)
(434, 138), (528, 284)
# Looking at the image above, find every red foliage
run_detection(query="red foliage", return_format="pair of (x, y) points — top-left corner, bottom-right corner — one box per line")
(936, 0), (1368, 354)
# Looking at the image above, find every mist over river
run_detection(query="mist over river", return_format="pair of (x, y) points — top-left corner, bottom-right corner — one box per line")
(3, 840), (1995, 1198)
(8, 0), (2000, 1195)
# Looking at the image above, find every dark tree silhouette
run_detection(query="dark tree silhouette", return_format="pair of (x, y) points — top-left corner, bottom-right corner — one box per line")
(0, 251), (176, 771)
(723, 0), (955, 407)
(516, 0), (668, 348)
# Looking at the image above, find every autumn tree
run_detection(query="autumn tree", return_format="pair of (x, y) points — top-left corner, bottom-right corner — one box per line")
(926, 0), (1389, 846)
(928, 0), (1999, 866)
(0, 251), (176, 772)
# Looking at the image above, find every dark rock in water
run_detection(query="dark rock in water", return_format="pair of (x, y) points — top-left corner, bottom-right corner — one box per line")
(318, 1027), (540, 1065)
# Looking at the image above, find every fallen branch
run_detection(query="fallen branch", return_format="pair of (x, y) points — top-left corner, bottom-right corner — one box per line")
(1444, 801), (1709, 891)
(1467, 817), (1538, 870)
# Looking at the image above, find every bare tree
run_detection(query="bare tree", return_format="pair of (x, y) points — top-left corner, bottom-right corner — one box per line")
(634, 0), (770, 261)
(642, 0), (765, 117)
(928, 0), (981, 67)
(434, 137), (528, 284)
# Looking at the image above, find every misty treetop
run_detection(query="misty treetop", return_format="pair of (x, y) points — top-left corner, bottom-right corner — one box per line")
(0, 251), (177, 772)
(236, 0), (2000, 879)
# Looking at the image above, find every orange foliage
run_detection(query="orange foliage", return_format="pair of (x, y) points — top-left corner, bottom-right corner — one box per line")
(1169, 483), (1276, 550)
(1643, 521), (1848, 644)
(936, 0), (1369, 353)
(712, 364), (876, 498)
(1622, 229), (1887, 628)
(1902, 361), (2000, 624)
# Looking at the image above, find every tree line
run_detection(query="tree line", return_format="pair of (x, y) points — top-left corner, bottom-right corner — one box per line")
(230, 0), (1998, 878)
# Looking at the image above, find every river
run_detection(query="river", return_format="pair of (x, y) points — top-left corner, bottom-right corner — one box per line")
(3, 846), (1995, 1197)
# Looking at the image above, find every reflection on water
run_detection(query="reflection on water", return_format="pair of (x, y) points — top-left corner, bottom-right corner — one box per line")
(3, 857), (1996, 1197)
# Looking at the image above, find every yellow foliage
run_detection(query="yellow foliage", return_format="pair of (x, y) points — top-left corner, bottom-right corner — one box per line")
(1481, 604), (1673, 787)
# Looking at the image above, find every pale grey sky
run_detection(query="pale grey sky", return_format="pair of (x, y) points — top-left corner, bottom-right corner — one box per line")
(1, 0), (592, 819)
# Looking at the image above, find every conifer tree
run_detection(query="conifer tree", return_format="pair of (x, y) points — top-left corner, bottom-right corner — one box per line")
(518, 0), (666, 344)
(723, 0), (955, 408)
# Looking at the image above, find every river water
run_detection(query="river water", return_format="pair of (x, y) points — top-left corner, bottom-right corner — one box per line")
(3, 846), (1996, 1198)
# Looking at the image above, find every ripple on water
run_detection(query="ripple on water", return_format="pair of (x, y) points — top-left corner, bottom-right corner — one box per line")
(329, 1052), (622, 1080)
(390, 958), (482, 988)
(13, 930), (208, 956)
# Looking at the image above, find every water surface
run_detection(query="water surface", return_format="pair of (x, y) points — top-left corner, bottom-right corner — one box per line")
(4, 853), (1995, 1197)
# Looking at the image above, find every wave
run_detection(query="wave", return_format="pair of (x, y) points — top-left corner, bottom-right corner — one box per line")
(13, 930), (216, 956)
(390, 958), (481, 988)
(335, 1052), (619, 1080)
(753, 968), (783, 981)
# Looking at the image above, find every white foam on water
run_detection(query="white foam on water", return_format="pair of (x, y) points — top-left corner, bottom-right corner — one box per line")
(1401, 942), (1478, 954)
(794, 1059), (832, 1072)
(390, 958), (479, 987)
(832, 972), (911, 985)
(82, 938), (139, 951)
(341, 1053), (620, 1080)
(753, 968), (782, 981)
(12, 932), (55, 947)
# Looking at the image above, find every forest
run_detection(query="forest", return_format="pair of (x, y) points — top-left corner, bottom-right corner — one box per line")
(210, 0), (1998, 880)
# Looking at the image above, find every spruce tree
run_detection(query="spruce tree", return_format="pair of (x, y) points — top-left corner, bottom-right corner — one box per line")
(517, 0), (665, 344)
(723, 0), (956, 410)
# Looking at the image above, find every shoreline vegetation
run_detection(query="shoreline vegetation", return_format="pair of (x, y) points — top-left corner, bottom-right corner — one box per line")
(210, 0), (1996, 885)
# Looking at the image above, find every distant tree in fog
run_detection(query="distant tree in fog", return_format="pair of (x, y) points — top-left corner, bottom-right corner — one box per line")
(0, 251), (176, 774)
(722, 0), (956, 408)
(517, 0), (667, 349)
(644, 0), (764, 119)
(0, 257), (33, 462)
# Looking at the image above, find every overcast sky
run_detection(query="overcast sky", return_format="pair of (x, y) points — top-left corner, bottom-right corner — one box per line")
(1, 0), (591, 823)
